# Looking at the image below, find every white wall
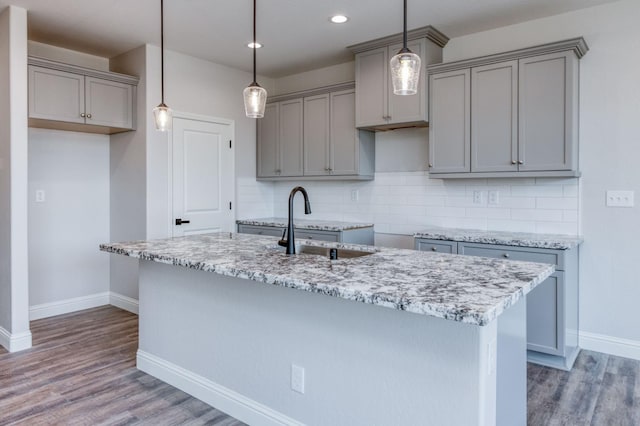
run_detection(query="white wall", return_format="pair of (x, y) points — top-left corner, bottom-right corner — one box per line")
(0, 5), (31, 352)
(28, 129), (110, 306)
(28, 41), (109, 71)
(442, 0), (640, 358)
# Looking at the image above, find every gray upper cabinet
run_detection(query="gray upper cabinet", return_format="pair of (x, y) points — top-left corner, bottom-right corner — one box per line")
(348, 26), (448, 131)
(427, 38), (587, 178)
(428, 69), (470, 173)
(28, 57), (138, 134)
(257, 84), (374, 181)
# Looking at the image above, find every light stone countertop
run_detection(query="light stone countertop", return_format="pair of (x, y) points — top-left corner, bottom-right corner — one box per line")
(101, 232), (553, 327)
(236, 218), (374, 232)
(414, 226), (583, 250)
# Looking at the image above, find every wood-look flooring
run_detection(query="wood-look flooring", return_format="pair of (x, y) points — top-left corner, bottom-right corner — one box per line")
(0, 306), (245, 426)
(1, 306), (638, 425)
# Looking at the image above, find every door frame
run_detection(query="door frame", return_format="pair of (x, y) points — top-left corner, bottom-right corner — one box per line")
(167, 111), (236, 237)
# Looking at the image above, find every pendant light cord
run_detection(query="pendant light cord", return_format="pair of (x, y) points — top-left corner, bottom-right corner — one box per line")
(403, 0), (408, 49)
(253, 0), (257, 83)
(160, 0), (165, 103)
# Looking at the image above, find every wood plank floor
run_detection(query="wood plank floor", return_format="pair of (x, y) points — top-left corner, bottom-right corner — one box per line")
(2, 306), (638, 425)
(0, 306), (245, 426)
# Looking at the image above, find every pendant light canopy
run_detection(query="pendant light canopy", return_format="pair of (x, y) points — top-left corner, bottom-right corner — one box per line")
(153, 0), (172, 131)
(390, 0), (421, 96)
(243, 0), (267, 118)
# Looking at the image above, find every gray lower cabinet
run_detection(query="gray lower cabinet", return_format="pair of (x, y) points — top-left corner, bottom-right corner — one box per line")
(427, 38), (587, 178)
(238, 224), (374, 245)
(416, 238), (579, 370)
(28, 57), (137, 134)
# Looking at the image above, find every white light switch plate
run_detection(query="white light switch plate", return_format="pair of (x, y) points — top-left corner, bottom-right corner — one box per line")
(35, 190), (46, 203)
(606, 190), (634, 207)
(291, 364), (305, 394)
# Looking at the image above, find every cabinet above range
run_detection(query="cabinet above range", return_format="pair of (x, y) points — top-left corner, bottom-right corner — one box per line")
(427, 38), (588, 179)
(28, 56), (138, 135)
(348, 26), (449, 131)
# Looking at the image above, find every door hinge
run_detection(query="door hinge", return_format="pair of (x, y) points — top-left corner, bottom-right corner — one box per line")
(229, 140), (232, 149)
(229, 202), (232, 210)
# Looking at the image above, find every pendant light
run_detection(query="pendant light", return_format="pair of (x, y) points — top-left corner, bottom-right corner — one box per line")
(390, 0), (421, 95)
(243, 0), (267, 118)
(153, 0), (172, 131)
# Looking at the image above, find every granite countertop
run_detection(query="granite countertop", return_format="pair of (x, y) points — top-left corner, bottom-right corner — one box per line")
(101, 232), (553, 326)
(236, 217), (374, 232)
(414, 226), (583, 250)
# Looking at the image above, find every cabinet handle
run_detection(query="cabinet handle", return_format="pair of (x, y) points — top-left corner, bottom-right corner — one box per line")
(431, 247), (437, 252)
(257, 231), (263, 235)
(511, 160), (517, 165)
(503, 253), (510, 258)
(80, 113), (86, 118)
(87, 113), (92, 119)
(307, 236), (313, 239)
(518, 160), (524, 165)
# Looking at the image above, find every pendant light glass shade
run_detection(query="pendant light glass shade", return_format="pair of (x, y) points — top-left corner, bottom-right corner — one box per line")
(390, 49), (421, 95)
(153, 102), (173, 131)
(154, 0), (172, 131)
(243, 83), (267, 118)
(390, 0), (421, 96)
(244, 0), (267, 118)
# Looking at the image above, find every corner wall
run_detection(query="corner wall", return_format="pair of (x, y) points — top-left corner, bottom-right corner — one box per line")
(0, 5), (31, 352)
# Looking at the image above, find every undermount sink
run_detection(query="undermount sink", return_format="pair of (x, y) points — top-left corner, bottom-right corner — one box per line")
(270, 244), (376, 259)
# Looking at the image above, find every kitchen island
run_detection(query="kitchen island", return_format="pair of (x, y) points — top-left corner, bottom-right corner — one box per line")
(101, 233), (554, 426)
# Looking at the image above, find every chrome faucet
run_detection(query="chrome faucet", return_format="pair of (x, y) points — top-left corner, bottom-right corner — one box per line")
(278, 186), (311, 255)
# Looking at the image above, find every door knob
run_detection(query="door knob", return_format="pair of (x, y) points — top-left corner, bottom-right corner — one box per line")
(175, 218), (191, 225)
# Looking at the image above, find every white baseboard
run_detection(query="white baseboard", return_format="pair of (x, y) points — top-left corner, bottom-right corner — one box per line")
(30, 292), (110, 320)
(137, 350), (303, 426)
(580, 331), (640, 361)
(109, 292), (139, 314)
(0, 326), (32, 352)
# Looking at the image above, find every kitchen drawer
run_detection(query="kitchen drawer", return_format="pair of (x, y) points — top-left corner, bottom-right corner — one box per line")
(296, 230), (339, 242)
(415, 239), (457, 254)
(458, 242), (564, 270)
(237, 224), (284, 237)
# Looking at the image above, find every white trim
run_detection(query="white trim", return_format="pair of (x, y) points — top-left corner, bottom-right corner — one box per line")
(137, 350), (303, 426)
(580, 331), (640, 361)
(109, 292), (139, 314)
(0, 326), (32, 352)
(29, 292), (110, 320)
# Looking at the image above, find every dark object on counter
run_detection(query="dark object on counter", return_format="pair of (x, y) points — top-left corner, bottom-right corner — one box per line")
(278, 186), (312, 255)
(329, 248), (338, 260)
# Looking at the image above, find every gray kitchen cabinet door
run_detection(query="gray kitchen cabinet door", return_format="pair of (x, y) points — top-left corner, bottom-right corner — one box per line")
(527, 272), (564, 356)
(471, 60), (518, 172)
(428, 69), (470, 173)
(387, 39), (427, 125)
(355, 47), (388, 128)
(28, 65), (85, 124)
(518, 51), (578, 171)
(85, 77), (133, 129)
(303, 94), (331, 176)
(415, 238), (458, 254)
(278, 99), (304, 177)
(330, 89), (358, 175)
(257, 103), (279, 178)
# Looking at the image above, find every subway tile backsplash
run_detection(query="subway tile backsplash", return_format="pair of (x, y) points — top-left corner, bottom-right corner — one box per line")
(272, 172), (580, 236)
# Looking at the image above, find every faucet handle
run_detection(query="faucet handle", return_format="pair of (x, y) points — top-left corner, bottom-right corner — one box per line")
(277, 228), (288, 247)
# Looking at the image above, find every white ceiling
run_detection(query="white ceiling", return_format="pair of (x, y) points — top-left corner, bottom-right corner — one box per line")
(0, 0), (617, 77)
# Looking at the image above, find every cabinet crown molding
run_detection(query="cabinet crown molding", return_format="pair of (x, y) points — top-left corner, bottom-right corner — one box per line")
(347, 25), (449, 54)
(28, 56), (140, 86)
(428, 37), (588, 74)
(267, 82), (355, 104)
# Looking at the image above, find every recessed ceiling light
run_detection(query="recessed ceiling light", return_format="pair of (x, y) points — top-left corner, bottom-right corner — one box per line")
(247, 42), (262, 49)
(330, 15), (349, 24)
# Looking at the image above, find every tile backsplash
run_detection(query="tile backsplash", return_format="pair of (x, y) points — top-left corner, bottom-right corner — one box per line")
(272, 172), (580, 236)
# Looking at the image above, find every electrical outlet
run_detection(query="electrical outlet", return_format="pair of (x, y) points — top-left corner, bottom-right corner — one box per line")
(35, 190), (46, 203)
(606, 190), (634, 207)
(351, 189), (359, 202)
(291, 364), (305, 394)
(488, 190), (499, 206)
(473, 190), (484, 205)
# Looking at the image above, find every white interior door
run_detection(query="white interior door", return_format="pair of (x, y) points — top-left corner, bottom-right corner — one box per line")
(171, 116), (234, 237)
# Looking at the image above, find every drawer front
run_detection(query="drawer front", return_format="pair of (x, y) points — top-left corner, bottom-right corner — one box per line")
(296, 230), (340, 242)
(415, 239), (457, 254)
(458, 243), (563, 269)
(237, 224), (284, 237)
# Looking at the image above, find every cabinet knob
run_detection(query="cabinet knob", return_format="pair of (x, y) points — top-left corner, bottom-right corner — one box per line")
(431, 247), (437, 252)
(80, 113), (86, 118)
(276, 169), (281, 175)
(518, 160), (524, 165)
(511, 160), (517, 165)
(503, 253), (510, 258)
(428, 163), (433, 168)
(307, 236), (313, 239)
(86, 113), (92, 119)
